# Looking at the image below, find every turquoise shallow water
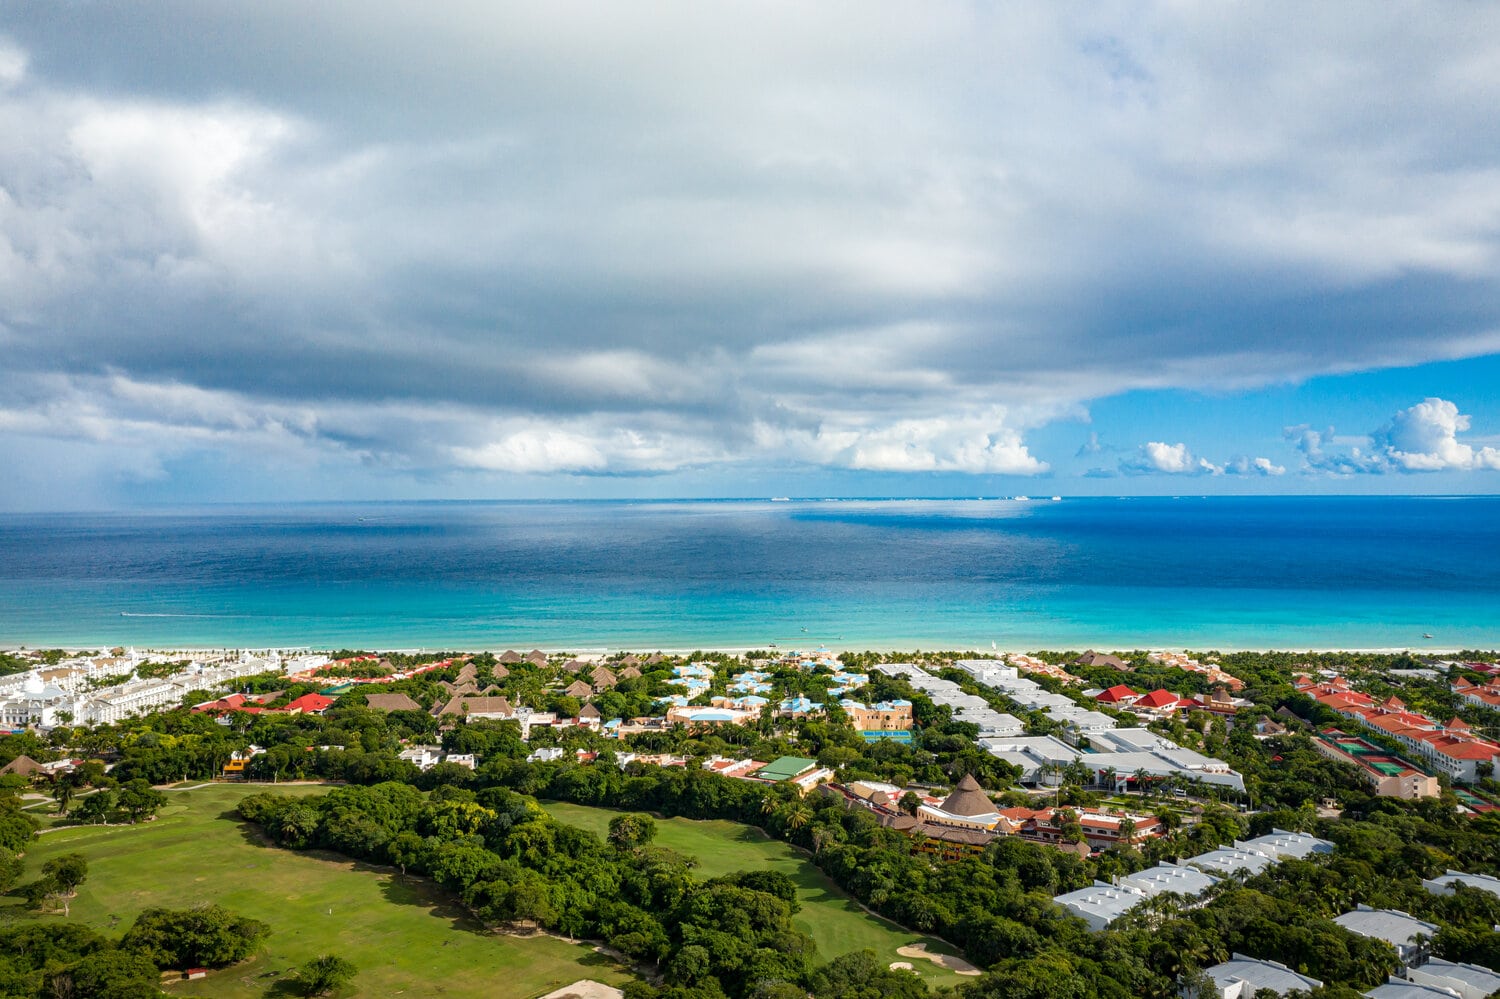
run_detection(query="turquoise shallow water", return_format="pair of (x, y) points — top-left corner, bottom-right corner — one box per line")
(0, 497), (1496, 652)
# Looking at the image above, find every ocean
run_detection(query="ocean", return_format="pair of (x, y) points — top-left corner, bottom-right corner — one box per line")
(0, 497), (1496, 653)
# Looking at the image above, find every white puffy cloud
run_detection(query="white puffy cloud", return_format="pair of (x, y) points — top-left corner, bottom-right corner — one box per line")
(1224, 456), (1286, 477)
(1288, 398), (1500, 474)
(1117, 443), (1284, 477)
(1121, 441), (1221, 476)
(1373, 398), (1500, 471)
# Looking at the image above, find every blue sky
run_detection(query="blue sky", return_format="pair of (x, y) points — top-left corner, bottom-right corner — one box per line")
(1, 4), (1499, 508)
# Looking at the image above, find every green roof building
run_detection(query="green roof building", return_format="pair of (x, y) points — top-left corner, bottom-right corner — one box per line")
(754, 756), (819, 782)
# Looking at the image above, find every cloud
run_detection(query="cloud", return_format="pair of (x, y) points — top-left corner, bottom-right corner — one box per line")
(1223, 455), (1286, 477)
(1117, 442), (1284, 477)
(1288, 398), (1500, 474)
(1372, 398), (1500, 471)
(1076, 431), (1109, 457)
(1120, 441), (1222, 476)
(0, 37), (24, 88)
(4, 8), (1500, 502)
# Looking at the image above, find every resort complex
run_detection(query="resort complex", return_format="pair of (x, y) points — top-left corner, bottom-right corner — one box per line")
(4, 642), (1500, 999)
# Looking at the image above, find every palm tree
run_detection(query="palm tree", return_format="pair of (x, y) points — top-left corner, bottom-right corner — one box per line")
(52, 774), (77, 816)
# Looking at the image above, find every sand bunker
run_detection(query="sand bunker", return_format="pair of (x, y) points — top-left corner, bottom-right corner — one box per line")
(896, 943), (982, 976)
(889, 961), (914, 971)
(535, 982), (624, 999)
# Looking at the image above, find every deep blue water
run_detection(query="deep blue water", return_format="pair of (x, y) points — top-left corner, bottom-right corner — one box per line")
(0, 497), (1496, 651)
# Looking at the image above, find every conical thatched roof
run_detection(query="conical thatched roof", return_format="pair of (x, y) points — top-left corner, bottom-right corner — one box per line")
(939, 774), (994, 817)
(0, 755), (45, 777)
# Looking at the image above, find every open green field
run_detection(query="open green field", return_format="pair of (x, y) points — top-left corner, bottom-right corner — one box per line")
(2, 784), (631, 998)
(541, 800), (972, 988)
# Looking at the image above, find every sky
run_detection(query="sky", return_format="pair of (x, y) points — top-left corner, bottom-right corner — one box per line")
(2, 3), (1500, 509)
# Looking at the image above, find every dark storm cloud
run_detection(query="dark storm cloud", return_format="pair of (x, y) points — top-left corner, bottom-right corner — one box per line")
(2, 3), (1500, 489)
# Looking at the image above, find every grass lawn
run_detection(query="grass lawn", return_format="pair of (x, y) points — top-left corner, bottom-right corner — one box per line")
(541, 801), (970, 988)
(2, 784), (632, 999)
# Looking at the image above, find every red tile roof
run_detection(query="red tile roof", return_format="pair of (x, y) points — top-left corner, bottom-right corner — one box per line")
(1135, 688), (1184, 709)
(286, 693), (336, 714)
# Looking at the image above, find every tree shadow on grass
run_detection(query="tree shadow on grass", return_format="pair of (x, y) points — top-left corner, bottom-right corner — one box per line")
(261, 977), (303, 999)
(221, 809), (285, 851)
(374, 869), (487, 935)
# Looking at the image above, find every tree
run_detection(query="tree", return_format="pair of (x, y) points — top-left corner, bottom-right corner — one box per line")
(608, 812), (657, 851)
(45, 853), (89, 895)
(116, 779), (166, 823)
(72, 788), (116, 825)
(120, 905), (270, 969)
(53, 772), (80, 816)
(295, 954), (358, 996)
(899, 790), (922, 816)
(385, 830), (427, 876)
(0, 847), (20, 893)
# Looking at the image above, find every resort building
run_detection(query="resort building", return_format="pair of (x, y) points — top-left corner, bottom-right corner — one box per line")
(1300, 677), (1500, 783)
(665, 703), (759, 728)
(842, 699), (913, 741)
(435, 694), (515, 720)
(1071, 650), (1131, 672)
(727, 671), (773, 695)
(1184, 688), (1253, 716)
(1332, 906), (1439, 966)
(898, 667), (1024, 736)
(916, 774), (1002, 831)
(1314, 729), (1441, 799)
(826, 672), (869, 696)
(1238, 828), (1335, 861)
(1184, 846), (1276, 879)
(399, 745), (445, 770)
(1423, 870), (1500, 901)
(775, 695), (825, 719)
(1452, 677), (1500, 711)
(701, 756), (766, 780)
(750, 756), (833, 793)
(364, 692), (423, 712)
(1092, 684), (1143, 707)
(1006, 653), (1085, 684)
(1147, 651), (1246, 691)
(1198, 954), (1322, 997)
(1404, 957), (1500, 999)
(1001, 805), (1162, 850)
(1052, 830), (1334, 939)
(0, 674), (72, 728)
(950, 658), (1020, 686)
(1127, 688), (1199, 719)
(1118, 861), (1220, 899)
(1054, 881), (1151, 931)
(1364, 979), (1473, 999)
